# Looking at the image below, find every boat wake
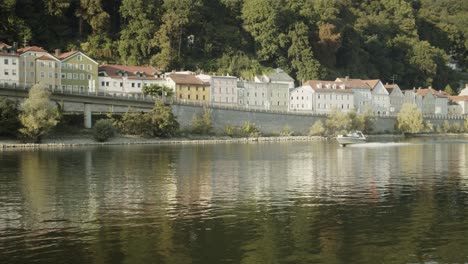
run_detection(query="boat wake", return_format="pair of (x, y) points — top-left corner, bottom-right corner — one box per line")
(347, 142), (413, 148)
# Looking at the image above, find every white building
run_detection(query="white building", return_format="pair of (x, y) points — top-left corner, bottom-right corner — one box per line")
(18, 46), (49, 88)
(209, 75), (238, 106)
(384, 83), (405, 114)
(239, 81), (289, 111)
(98, 64), (164, 94)
(0, 42), (19, 88)
(404, 89), (423, 111)
(416, 87), (449, 115)
(364, 79), (390, 115)
(335, 77), (372, 113)
(303, 80), (354, 114)
(289, 85), (314, 112)
(255, 68), (295, 89)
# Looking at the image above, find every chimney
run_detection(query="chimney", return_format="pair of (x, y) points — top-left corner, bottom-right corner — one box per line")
(13, 42), (17, 50)
(55, 49), (60, 57)
(345, 76), (349, 81)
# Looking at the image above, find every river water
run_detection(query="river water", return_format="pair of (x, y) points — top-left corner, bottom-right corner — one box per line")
(1, 138), (468, 263)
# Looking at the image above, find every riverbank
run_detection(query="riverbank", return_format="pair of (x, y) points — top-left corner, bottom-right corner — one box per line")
(0, 134), (326, 149)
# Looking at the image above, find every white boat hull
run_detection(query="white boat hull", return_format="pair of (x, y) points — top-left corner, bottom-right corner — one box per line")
(336, 137), (367, 145)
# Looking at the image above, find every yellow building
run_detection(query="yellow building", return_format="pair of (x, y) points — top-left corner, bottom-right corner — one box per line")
(35, 54), (61, 90)
(167, 73), (209, 103)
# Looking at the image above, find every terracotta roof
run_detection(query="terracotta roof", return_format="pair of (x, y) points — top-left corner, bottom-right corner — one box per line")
(303, 80), (353, 93)
(99, 64), (161, 79)
(449, 96), (468, 102)
(18, 46), (47, 54)
(335, 78), (371, 89)
(168, 73), (204, 85)
(36, 55), (55, 61)
(416, 88), (449, 98)
(56, 50), (79, 59)
(0, 42), (10, 48)
(363, 79), (380, 89)
(0, 53), (19, 57)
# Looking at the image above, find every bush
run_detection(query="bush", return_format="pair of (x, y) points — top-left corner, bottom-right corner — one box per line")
(441, 120), (450, 133)
(117, 111), (153, 137)
(242, 121), (260, 137)
(0, 98), (21, 137)
(397, 103), (423, 135)
(151, 101), (179, 137)
(280, 125), (293, 136)
(19, 85), (60, 143)
(449, 122), (461, 133)
(465, 116), (468, 132)
(192, 106), (213, 135)
(309, 120), (326, 136)
(93, 119), (116, 142)
(325, 109), (350, 136)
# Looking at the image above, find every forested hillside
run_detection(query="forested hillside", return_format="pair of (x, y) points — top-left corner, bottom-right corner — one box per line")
(1, 0), (466, 89)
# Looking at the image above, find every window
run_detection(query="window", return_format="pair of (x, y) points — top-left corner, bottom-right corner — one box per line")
(62, 73), (66, 79)
(87, 65), (92, 70)
(61, 63), (66, 69)
(30, 72), (34, 77)
(4, 59), (8, 65)
(196, 95), (199, 100)
(120, 82), (123, 87)
(67, 63), (72, 69)
(48, 62), (52, 68)
(80, 64), (84, 70)
(131, 83), (135, 88)
(80, 74), (85, 80)
(101, 81), (105, 86)
(73, 73), (78, 79)
(12, 70), (16, 76)
(106, 82), (109, 86)
(12, 59), (16, 65)
(49, 72), (53, 78)
(188, 95), (191, 99)
(87, 74), (91, 80)
(67, 73), (72, 79)
(78, 55), (82, 61)
(188, 86), (191, 91)
(137, 83), (141, 88)
(30, 62), (34, 67)
(4, 70), (9, 75)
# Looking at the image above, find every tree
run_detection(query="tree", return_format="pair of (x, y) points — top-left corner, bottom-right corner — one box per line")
(309, 120), (326, 136)
(19, 85), (60, 143)
(397, 103), (424, 135)
(192, 106), (213, 135)
(151, 101), (179, 137)
(142, 84), (174, 99)
(93, 119), (115, 142)
(444, 84), (455, 95)
(0, 98), (21, 137)
(325, 109), (351, 136)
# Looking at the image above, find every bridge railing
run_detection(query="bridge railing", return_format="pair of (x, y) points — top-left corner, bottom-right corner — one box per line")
(2, 83), (467, 120)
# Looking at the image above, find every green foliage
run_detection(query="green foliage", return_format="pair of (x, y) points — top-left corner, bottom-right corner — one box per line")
(397, 103), (424, 135)
(309, 120), (326, 137)
(325, 109), (350, 137)
(192, 107), (213, 135)
(441, 120), (451, 133)
(117, 111), (153, 137)
(93, 119), (116, 142)
(19, 85), (60, 143)
(0, 98), (21, 137)
(464, 116), (468, 132)
(444, 84), (455, 96)
(449, 122), (462, 133)
(1, 0), (465, 87)
(241, 121), (261, 138)
(423, 120), (433, 133)
(280, 125), (293, 136)
(151, 101), (179, 137)
(142, 84), (174, 98)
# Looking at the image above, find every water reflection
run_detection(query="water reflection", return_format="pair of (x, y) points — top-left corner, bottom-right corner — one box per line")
(0, 140), (468, 263)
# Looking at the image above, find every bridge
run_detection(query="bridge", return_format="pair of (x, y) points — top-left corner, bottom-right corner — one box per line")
(0, 85), (157, 128)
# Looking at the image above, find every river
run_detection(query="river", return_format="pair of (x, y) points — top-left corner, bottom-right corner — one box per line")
(1, 138), (468, 263)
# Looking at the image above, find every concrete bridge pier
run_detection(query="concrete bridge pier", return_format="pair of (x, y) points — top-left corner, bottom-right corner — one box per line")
(84, 103), (92, 128)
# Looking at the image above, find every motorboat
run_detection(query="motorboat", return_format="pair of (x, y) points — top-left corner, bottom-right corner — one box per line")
(336, 131), (367, 147)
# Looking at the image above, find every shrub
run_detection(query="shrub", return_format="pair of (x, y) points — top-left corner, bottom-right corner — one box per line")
(242, 121), (260, 137)
(449, 122), (461, 133)
(280, 125), (293, 136)
(19, 85), (60, 143)
(397, 103), (423, 135)
(325, 109), (350, 136)
(0, 98), (21, 137)
(118, 111), (153, 137)
(192, 106), (213, 135)
(151, 101), (179, 137)
(465, 116), (468, 132)
(309, 120), (326, 136)
(441, 120), (450, 133)
(93, 119), (116, 142)
(423, 120), (433, 133)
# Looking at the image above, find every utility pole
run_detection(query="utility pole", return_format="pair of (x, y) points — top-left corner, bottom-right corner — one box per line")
(390, 75), (398, 84)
